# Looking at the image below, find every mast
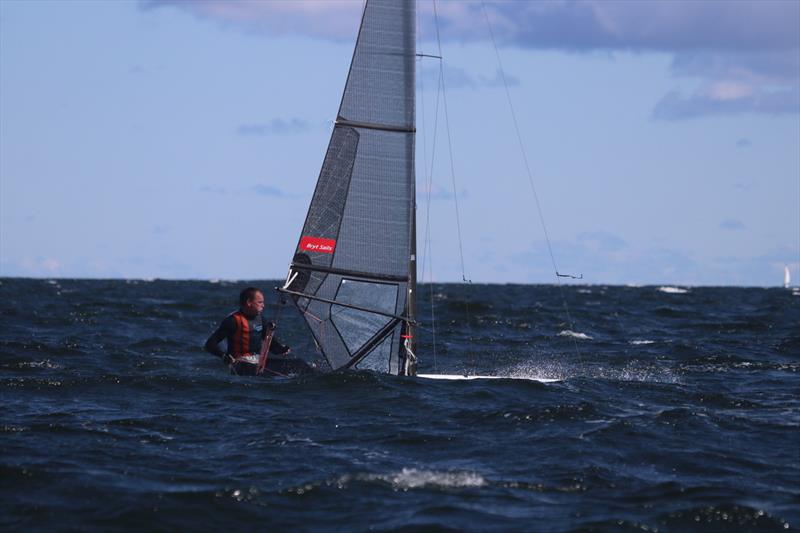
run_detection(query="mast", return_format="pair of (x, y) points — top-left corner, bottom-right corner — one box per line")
(403, 0), (418, 377)
(404, 147), (418, 376)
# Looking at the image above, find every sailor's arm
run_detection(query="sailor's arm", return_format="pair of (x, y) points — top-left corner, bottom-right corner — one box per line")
(204, 317), (234, 360)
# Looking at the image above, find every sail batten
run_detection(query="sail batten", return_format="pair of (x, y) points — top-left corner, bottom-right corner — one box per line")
(287, 0), (416, 375)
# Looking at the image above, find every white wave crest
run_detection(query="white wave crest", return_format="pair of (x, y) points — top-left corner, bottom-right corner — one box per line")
(629, 340), (655, 345)
(658, 286), (689, 294)
(558, 330), (593, 340)
(378, 468), (486, 490)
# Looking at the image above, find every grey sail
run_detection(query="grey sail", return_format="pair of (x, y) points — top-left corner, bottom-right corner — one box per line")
(281, 0), (416, 375)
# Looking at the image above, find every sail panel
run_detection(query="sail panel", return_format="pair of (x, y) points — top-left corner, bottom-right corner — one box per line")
(339, 1), (415, 130)
(331, 279), (398, 353)
(333, 128), (413, 277)
(355, 329), (399, 373)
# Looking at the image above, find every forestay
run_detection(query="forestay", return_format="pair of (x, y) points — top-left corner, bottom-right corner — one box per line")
(280, 0), (417, 375)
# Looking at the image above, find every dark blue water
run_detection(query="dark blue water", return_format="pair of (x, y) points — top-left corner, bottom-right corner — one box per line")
(2, 278), (798, 531)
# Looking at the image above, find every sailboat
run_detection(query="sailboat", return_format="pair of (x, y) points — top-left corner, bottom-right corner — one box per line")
(784, 265), (791, 289)
(277, 0), (556, 381)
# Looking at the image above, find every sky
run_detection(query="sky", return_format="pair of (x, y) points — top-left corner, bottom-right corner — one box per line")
(1, 0), (798, 286)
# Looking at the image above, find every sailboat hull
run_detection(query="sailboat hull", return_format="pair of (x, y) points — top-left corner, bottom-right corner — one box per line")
(417, 373), (560, 383)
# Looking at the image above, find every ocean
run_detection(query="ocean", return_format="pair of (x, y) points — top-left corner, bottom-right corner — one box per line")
(1, 278), (798, 531)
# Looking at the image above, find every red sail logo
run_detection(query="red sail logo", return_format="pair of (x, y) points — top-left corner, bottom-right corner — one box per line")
(299, 236), (336, 254)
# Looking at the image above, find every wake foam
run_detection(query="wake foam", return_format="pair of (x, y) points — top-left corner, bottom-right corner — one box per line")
(503, 360), (680, 384)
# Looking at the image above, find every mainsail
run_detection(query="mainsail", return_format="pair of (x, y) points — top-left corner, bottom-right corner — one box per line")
(280, 0), (417, 375)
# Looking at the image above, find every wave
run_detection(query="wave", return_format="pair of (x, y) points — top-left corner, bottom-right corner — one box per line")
(658, 286), (689, 294)
(629, 340), (655, 345)
(558, 330), (593, 340)
(377, 468), (486, 490)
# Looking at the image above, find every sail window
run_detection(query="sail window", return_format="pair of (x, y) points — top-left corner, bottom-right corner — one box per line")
(331, 279), (398, 355)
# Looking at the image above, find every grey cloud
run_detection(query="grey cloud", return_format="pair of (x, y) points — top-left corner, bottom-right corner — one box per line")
(199, 186), (228, 195)
(421, 65), (520, 91)
(145, 0), (799, 53)
(655, 49), (800, 119)
(653, 87), (799, 120)
(251, 185), (289, 197)
(145, 0), (799, 120)
(577, 231), (627, 252)
(141, 0), (362, 41)
(417, 183), (469, 201)
(237, 118), (311, 136)
(480, 1), (798, 52)
(720, 219), (746, 231)
(670, 50), (799, 83)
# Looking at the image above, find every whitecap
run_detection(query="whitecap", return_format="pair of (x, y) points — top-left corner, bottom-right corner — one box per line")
(382, 468), (486, 489)
(19, 360), (61, 369)
(658, 286), (689, 294)
(558, 330), (593, 340)
(629, 340), (655, 345)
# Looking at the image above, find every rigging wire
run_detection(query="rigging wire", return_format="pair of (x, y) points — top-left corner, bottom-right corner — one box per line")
(432, 0), (470, 286)
(432, 0), (478, 375)
(479, 1), (582, 360)
(417, 5), (438, 372)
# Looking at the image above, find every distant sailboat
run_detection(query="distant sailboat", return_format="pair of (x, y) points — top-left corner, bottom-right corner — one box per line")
(784, 265), (791, 289)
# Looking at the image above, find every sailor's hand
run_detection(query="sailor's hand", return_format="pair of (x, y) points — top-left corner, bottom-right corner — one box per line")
(222, 354), (235, 365)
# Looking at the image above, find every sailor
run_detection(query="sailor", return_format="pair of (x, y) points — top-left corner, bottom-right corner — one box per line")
(204, 287), (291, 374)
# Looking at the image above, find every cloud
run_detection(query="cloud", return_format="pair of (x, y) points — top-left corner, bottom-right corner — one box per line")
(421, 64), (520, 90)
(141, 0), (362, 41)
(145, 1), (799, 120)
(653, 86), (799, 120)
(251, 184), (289, 197)
(475, 1), (797, 52)
(145, 1), (798, 52)
(11, 257), (62, 277)
(577, 231), (627, 252)
(417, 183), (469, 201)
(237, 118), (312, 136)
(199, 186), (227, 195)
(720, 219), (746, 231)
(652, 46), (798, 120)
(199, 184), (292, 197)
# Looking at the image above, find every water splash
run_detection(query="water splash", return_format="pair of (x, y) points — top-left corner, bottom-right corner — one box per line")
(558, 330), (593, 340)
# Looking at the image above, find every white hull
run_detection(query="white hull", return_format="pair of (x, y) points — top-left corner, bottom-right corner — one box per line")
(417, 373), (560, 383)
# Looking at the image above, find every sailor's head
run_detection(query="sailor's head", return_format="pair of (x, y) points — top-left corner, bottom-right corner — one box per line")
(239, 287), (265, 317)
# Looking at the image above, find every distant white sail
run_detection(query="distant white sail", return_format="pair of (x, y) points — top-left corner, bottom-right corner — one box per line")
(784, 265), (791, 288)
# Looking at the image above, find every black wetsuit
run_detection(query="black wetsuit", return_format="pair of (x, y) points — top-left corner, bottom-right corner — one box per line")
(204, 311), (290, 360)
